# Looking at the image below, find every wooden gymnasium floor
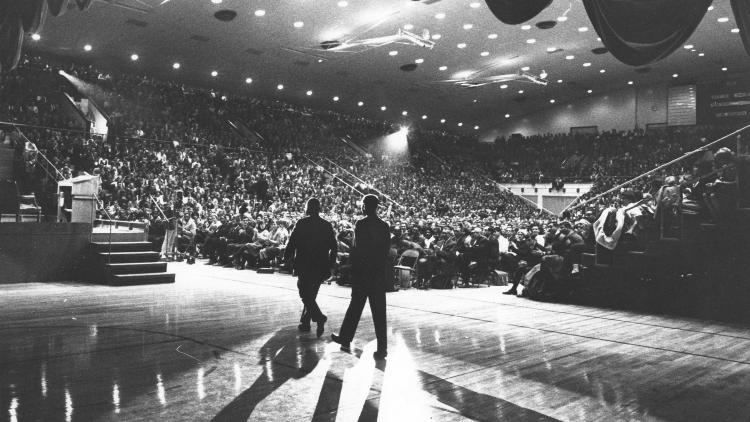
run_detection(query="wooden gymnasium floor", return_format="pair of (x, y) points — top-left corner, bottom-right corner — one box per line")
(2, 262), (750, 422)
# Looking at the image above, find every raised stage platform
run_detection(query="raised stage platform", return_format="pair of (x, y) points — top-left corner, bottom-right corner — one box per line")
(0, 222), (149, 283)
(1, 261), (749, 421)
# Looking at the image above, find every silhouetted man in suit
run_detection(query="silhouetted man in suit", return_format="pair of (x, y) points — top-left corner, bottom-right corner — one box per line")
(332, 194), (391, 360)
(284, 198), (337, 337)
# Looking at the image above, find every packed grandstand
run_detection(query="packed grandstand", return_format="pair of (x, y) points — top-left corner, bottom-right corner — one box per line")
(1, 54), (747, 302)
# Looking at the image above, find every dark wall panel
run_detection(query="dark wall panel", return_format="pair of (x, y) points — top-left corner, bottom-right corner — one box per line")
(0, 223), (91, 283)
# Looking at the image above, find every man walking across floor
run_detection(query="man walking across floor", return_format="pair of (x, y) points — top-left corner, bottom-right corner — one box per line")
(331, 194), (391, 360)
(284, 198), (338, 337)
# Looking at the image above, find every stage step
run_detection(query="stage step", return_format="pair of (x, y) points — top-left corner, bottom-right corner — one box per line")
(105, 262), (167, 275)
(98, 251), (159, 263)
(110, 272), (175, 286)
(92, 241), (153, 252)
(87, 240), (175, 285)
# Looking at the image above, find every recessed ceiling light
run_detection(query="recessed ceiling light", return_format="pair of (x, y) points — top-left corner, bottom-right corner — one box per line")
(521, 66), (530, 71)
(546, 47), (557, 52)
(337, 1), (348, 7)
(526, 38), (536, 44)
(565, 55), (574, 60)
(381, 106), (387, 111)
(480, 51), (489, 57)
(388, 50), (398, 56)
(245, 77), (253, 84)
(440, 119), (446, 123)
(414, 58), (424, 64)
(333, 96), (339, 101)
(435, 12), (446, 19)
(732, 28), (740, 33)
(500, 84), (508, 89)
(84, 44), (93, 52)
(472, 99), (478, 103)
(463, 23), (473, 30)
(557, 79), (563, 83)
(404, 24), (414, 30)
(488, 33), (498, 39)
(587, 89), (593, 94)
(550, 99), (556, 103)
(211, 70), (218, 77)
(518, 90), (524, 94)
(578, 26), (588, 32)
(698, 53), (705, 57)
(505, 114), (510, 118)
(130, 54), (139, 61)
(521, 25), (531, 30)
(254, 9), (265, 16)
(672, 73), (679, 78)
(431, 34), (442, 40)
(583, 62), (591, 67)
(306, 90), (313, 96)
(557, 16), (568, 22)
(293, 21), (304, 28)
(684, 44), (694, 49)
(172, 62), (180, 69)
(358, 101), (364, 106)
(628, 81), (634, 85)
(439, 66), (447, 71)
(457, 122), (463, 127)
(457, 43), (467, 48)
(722, 67), (728, 71)
(211, 0), (222, 4)
(718, 17), (729, 23)
(402, 111), (408, 116)
(597, 37), (601, 41)
(599, 69), (606, 73)
(708, 5), (714, 10)
(31, 33), (41, 41)
(277, 84), (284, 90)
(469, 2), (480, 8)
(422, 115), (428, 119)
(474, 125), (480, 130)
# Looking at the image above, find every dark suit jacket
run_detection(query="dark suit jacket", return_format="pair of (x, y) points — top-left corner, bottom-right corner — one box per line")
(350, 215), (391, 291)
(284, 215), (337, 281)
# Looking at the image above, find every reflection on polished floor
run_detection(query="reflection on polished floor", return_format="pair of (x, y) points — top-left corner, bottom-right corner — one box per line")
(2, 263), (750, 422)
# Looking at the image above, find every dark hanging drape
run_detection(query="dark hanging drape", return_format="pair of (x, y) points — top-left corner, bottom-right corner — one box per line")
(582, 0), (713, 66)
(732, 0), (750, 58)
(46, 0), (69, 17)
(0, 0), (93, 73)
(484, 0), (553, 25)
(0, 4), (24, 74)
(74, 0), (93, 11)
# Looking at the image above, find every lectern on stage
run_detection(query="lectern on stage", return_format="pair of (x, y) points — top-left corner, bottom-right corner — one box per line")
(58, 174), (100, 223)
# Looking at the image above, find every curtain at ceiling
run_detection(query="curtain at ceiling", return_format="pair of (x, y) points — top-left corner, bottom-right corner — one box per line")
(582, 0), (713, 66)
(75, 0), (94, 11)
(46, 0), (69, 17)
(0, 10), (24, 74)
(20, 0), (48, 34)
(0, 0), (93, 73)
(732, 0), (750, 58)
(484, 0), (553, 25)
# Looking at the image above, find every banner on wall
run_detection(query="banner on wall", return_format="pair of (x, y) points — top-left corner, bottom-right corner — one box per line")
(697, 78), (750, 124)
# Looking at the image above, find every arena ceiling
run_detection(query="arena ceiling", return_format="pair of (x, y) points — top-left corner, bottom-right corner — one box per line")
(26, 0), (749, 137)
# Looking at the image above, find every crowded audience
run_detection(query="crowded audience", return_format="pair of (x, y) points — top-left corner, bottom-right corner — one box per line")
(1, 54), (745, 299)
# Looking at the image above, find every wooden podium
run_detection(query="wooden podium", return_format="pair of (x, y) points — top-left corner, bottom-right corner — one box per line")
(59, 174), (100, 224)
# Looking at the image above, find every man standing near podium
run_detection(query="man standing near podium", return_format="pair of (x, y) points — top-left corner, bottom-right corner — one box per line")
(284, 198), (337, 338)
(332, 194), (391, 360)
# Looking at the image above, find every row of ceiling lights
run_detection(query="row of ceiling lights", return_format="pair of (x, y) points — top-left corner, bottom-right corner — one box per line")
(29, 2), (740, 131)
